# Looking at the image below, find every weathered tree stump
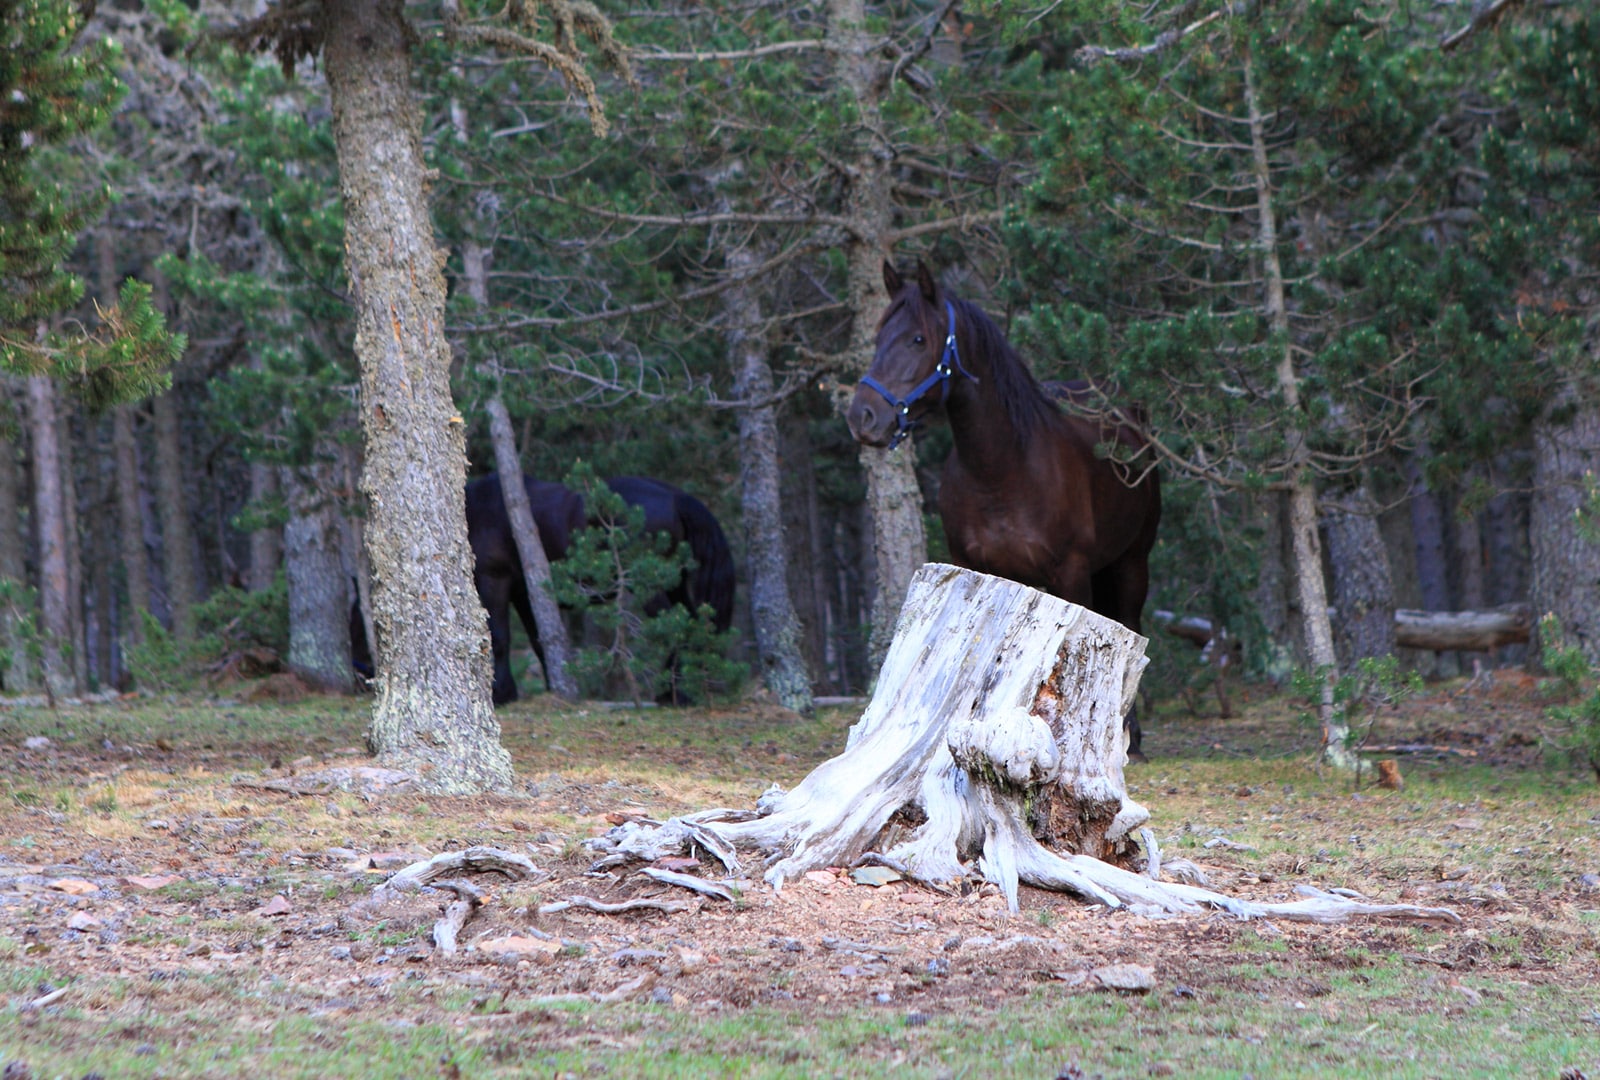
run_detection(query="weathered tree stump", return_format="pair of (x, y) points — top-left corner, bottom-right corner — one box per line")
(590, 565), (1457, 925)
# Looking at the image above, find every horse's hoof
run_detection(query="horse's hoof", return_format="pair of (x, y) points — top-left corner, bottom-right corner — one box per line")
(1126, 749), (1148, 765)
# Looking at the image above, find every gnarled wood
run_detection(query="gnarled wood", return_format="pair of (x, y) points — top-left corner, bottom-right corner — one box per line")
(589, 564), (1459, 927)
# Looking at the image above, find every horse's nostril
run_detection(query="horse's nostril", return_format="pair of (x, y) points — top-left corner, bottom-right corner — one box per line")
(861, 405), (876, 427)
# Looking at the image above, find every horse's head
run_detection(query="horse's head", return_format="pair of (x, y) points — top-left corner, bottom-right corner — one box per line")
(848, 260), (966, 449)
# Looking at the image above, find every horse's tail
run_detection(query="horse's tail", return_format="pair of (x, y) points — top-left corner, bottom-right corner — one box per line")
(673, 490), (736, 632)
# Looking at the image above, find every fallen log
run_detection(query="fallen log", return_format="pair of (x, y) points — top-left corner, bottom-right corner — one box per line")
(589, 564), (1458, 926)
(1394, 603), (1532, 652)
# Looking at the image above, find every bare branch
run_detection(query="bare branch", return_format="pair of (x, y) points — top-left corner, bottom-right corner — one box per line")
(886, 208), (1006, 244)
(632, 39), (845, 62)
(537, 189), (860, 237)
(1440, 0), (1527, 52)
(1074, 2), (1251, 67)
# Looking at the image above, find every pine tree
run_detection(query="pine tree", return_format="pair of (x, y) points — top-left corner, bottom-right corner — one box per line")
(1006, 0), (1534, 764)
(0, 0), (181, 401)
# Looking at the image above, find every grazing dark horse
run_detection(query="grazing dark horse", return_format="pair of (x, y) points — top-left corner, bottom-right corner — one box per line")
(846, 261), (1162, 760)
(466, 473), (587, 705)
(467, 472), (736, 705)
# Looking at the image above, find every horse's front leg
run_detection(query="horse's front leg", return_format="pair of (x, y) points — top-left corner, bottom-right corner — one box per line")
(1045, 553), (1095, 611)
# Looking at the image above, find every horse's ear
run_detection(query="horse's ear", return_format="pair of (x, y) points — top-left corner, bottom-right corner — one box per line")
(914, 260), (939, 303)
(882, 260), (902, 296)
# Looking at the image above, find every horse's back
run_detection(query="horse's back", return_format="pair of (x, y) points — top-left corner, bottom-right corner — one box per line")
(465, 473), (584, 568)
(606, 476), (736, 630)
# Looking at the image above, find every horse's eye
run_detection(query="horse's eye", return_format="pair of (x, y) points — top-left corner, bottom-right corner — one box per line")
(913, 335), (926, 346)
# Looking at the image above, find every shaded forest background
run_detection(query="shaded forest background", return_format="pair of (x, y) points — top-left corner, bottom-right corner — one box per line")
(1, 0), (1597, 730)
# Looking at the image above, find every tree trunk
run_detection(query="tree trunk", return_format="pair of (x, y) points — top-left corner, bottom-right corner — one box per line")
(726, 243), (814, 715)
(151, 389), (198, 641)
(1324, 488), (1397, 666)
(92, 438), (116, 689)
(592, 565), (1457, 926)
(59, 399), (85, 689)
(828, 0), (927, 676)
(451, 77), (577, 702)
(26, 374), (78, 700)
(282, 462), (355, 694)
(1248, 489), (1296, 676)
(1244, 54), (1350, 767)
(247, 459), (281, 591)
(487, 398), (579, 700)
(1530, 382), (1600, 661)
(780, 415), (832, 690)
(324, 0), (511, 792)
(1404, 458), (1452, 614)
(1451, 474), (1486, 612)
(0, 405), (37, 692)
(112, 405), (152, 647)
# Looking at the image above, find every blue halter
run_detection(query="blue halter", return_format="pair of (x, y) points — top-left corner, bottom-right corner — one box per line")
(858, 300), (978, 450)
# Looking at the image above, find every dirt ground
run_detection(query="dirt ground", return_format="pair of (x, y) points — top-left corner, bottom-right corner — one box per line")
(1, 669), (1599, 1076)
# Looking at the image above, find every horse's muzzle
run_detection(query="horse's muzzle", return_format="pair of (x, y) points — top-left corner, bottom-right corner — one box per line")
(846, 388), (896, 448)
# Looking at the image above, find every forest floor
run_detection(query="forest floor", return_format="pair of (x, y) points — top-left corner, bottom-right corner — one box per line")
(0, 666), (1597, 1079)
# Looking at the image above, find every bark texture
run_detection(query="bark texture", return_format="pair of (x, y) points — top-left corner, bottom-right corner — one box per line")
(282, 463), (355, 694)
(113, 405), (152, 646)
(1530, 383), (1600, 661)
(247, 460), (281, 592)
(26, 375), (78, 699)
(152, 389), (199, 641)
(326, 0), (511, 791)
(726, 244), (814, 715)
(59, 401), (85, 689)
(0, 415), (36, 691)
(1324, 489), (1397, 666)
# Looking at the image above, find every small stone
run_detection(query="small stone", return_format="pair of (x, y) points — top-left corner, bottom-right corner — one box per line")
(48, 879), (98, 897)
(475, 935), (560, 959)
(23, 736), (52, 751)
(124, 874), (181, 892)
(66, 912), (101, 931)
(254, 895), (292, 918)
(1091, 963), (1156, 993)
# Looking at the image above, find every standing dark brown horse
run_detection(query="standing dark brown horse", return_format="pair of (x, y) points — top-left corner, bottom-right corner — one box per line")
(846, 261), (1162, 760)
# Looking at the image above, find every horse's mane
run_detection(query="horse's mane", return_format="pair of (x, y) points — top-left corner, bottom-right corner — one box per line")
(948, 296), (1060, 444)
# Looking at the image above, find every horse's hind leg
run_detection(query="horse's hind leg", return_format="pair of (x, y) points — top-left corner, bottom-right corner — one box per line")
(476, 570), (520, 706)
(509, 581), (549, 694)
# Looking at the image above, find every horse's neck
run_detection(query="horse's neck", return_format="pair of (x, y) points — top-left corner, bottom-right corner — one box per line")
(945, 352), (1062, 481)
